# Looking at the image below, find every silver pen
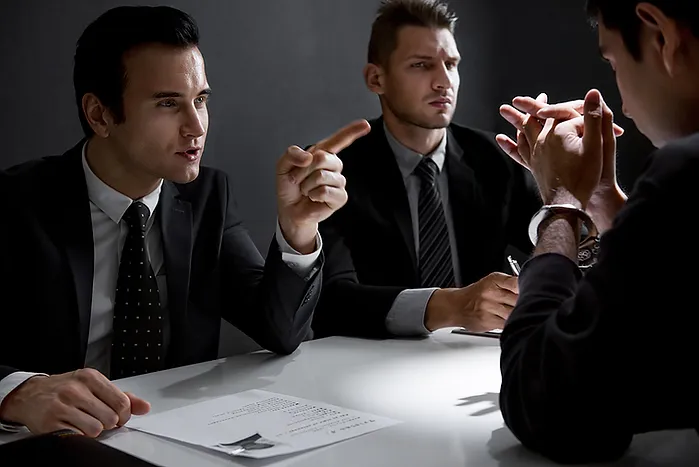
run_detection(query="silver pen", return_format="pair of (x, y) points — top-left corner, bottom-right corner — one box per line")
(507, 255), (521, 276)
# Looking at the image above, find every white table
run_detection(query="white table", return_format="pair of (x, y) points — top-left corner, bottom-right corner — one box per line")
(2, 330), (698, 466)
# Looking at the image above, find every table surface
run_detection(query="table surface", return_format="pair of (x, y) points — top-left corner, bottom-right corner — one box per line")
(2, 330), (698, 466)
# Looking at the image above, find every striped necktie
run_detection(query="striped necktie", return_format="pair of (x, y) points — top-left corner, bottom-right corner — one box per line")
(415, 158), (455, 288)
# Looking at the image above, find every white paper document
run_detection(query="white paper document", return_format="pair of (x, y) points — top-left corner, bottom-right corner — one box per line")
(127, 389), (400, 459)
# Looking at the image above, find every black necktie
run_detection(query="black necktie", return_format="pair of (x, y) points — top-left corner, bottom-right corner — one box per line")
(110, 201), (165, 378)
(415, 158), (455, 289)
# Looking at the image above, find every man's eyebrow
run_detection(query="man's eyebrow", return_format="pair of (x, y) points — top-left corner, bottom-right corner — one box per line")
(151, 88), (212, 99)
(404, 54), (460, 62)
(405, 54), (435, 61)
(152, 91), (182, 99)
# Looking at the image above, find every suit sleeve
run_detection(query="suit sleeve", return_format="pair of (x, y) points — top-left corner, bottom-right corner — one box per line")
(312, 214), (407, 339)
(499, 147), (699, 463)
(217, 174), (321, 355)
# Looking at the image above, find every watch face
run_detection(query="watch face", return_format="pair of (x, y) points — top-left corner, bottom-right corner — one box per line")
(578, 236), (600, 270)
(579, 248), (593, 262)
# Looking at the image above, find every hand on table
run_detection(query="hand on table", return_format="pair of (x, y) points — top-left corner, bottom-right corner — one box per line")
(425, 273), (519, 332)
(0, 368), (150, 437)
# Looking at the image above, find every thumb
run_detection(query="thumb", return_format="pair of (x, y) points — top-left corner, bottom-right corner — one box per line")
(582, 89), (604, 160)
(125, 392), (151, 415)
(277, 145), (313, 175)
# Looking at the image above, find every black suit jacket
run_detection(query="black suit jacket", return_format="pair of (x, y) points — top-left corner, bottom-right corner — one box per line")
(0, 141), (321, 382)
(313, 117), (541, 338)
(499, 133), (699, 464)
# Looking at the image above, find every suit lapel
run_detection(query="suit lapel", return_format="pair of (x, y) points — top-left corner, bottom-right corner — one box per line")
(370, 123), (417, 275)
(50, 142), (94, 361)
(445, 130), (477, 286)
(159, 181), (193, 364)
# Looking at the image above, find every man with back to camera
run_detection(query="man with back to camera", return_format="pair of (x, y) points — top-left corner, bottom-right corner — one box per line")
(312, 0), (543, 339)
(494, 0), (699, 463)
(0, 6), (369, 438)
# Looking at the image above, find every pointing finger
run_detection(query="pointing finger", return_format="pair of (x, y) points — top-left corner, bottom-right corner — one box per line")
(313, 119), (371, 154)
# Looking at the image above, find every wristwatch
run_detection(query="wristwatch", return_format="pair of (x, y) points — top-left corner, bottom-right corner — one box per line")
(528, 204), (600, 270)
(578, 234), (600, 270)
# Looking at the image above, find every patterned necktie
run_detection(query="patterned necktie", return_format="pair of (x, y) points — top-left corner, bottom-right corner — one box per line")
(415, 157), (455, 289)
(110, 201), (165, 378)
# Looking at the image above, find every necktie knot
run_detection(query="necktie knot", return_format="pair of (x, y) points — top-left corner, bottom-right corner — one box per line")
(415, 157), (439, 186)
(123, 201), (150, 232)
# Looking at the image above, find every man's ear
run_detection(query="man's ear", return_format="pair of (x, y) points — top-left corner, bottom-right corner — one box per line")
(82, 93), (115, 138)
(363, 63), (386, 95)
(635, 2), (684, 76)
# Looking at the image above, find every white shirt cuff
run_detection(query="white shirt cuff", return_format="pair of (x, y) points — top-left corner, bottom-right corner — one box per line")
(385, 288), (437, 336)
(275, 220), (322, 280)
(0, 372), (47, 432)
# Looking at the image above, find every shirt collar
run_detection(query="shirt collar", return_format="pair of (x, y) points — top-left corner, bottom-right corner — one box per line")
(81, 140), (163, 224)
(384, 122), (447, 181)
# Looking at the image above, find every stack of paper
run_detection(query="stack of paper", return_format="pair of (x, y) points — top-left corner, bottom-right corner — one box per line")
(127, 390), (400, 459)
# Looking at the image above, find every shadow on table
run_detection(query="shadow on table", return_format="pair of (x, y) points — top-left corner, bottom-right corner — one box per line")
(439, 334), (501, 351)
(156, 352), (295, 401)
(455, 391), (500, 416)
(487, 426), (699, 467)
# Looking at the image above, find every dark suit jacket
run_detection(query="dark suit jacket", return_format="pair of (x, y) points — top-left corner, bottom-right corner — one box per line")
(0, 141), (321, 382)
(312, 117), (541, 338)
(499, 133), (699, 464)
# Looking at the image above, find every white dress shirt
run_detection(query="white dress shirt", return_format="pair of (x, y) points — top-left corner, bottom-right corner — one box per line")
(0, 143), (322, 431)
(383, 124), (463, 336)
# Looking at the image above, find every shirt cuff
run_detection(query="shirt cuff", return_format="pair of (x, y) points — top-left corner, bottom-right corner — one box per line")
(0, 372), (47, 432)
(275, 220), (322, 280)
(385, 288), (437, 336)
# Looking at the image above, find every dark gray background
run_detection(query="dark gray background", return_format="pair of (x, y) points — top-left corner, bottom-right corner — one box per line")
(0, 0), (655, 355)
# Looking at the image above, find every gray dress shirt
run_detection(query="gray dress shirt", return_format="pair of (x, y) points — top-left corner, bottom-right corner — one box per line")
(383, 124), (463, 336)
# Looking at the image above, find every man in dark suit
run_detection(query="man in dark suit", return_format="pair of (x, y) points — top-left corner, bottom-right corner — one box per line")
(495, 0), (699, 463)
(0, 6), (369, 437)
(312, 0), (541, 339)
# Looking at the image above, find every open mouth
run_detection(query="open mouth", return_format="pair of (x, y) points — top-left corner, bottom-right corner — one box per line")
(178, 148), (201, 161)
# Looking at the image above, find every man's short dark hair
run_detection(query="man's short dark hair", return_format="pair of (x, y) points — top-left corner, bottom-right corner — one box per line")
(586, 0), (699, 60)
(368, 0), (458, 67)
(73, 6), (200, 136)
